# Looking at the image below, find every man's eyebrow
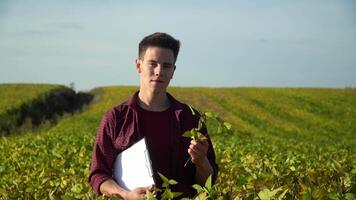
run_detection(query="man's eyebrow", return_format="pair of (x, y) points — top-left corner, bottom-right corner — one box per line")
(146, 60), (173, 65)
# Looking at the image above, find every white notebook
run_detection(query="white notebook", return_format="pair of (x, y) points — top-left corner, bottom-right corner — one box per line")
(113, 137), (154, 191)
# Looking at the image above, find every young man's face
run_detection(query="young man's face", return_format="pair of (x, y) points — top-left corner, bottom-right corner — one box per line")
(136, 46), (176, 93)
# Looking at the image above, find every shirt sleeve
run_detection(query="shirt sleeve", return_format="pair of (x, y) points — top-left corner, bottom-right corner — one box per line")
(88, 109), (119, 195)
(190, 107), (219, 185)
(200, 123), (219, 184)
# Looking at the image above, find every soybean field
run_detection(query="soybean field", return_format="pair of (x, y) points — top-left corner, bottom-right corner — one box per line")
(0, 85), (355, 199)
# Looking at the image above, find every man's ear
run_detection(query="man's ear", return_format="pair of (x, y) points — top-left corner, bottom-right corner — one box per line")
(135, 58), (142, 73)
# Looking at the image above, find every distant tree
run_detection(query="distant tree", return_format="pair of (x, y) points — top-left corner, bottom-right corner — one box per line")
(69, 82), (75, 91)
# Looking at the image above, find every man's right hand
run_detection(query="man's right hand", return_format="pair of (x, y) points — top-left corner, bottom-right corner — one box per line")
(100, 179), (154, 200)
(123, 187), (150, 200)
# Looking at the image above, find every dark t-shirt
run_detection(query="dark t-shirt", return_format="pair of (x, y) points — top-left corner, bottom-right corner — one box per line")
(136, 105), (172, 185)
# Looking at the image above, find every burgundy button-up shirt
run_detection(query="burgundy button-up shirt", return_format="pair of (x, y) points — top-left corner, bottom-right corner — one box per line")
(88, 91), (218, 198)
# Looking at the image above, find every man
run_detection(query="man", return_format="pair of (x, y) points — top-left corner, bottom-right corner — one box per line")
(89, 32), (218, 199)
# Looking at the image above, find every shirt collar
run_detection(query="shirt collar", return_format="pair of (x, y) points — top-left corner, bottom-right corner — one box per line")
(126, 91), (184, 114)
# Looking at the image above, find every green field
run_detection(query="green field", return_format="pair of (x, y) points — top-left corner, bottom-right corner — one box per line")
(0, 84), (91, 136)
(0, 85), (355, 199)
(0, 84), (61, 114)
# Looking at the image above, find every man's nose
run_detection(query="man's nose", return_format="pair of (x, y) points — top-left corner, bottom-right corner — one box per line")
(154, 65), (163, 76)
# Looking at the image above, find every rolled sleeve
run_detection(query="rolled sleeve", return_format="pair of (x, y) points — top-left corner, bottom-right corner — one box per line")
(202, 127), (219, 184)
(191, 108), (219, 184)
(88, 110), (118, 195)
(206, 136), (219, 184)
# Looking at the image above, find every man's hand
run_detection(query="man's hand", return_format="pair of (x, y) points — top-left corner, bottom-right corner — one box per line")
(100, 179), (154, 200)
(188, 139), (209, 164)
(187, 139), (214, 185)
(123, 187), (151, 200)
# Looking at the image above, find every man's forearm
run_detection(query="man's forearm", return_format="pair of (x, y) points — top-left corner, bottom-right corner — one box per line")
(194, 157), (214, 185)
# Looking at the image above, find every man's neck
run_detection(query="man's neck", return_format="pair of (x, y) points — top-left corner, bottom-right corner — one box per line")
(138, 89), (170, 112)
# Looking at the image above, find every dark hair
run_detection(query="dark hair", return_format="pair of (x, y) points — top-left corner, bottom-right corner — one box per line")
(139, 32), (180, 63)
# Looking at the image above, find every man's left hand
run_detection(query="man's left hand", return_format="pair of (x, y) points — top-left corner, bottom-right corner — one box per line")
(188, 139), (209, 165)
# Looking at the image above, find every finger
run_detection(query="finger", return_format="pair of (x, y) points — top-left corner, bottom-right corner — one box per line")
(190, 143), (208, 154)
(147, 185), (155, 192)
(190, 140), (209, 148)
(137, 187), (148, 194)
(190, 140), (204, 149)
(188, 147), (204, 159)
(190, 139), (198, 145)
(189, 151), (205, 163)
(188, 148), (197, 158)
(189, 144), (201, 154)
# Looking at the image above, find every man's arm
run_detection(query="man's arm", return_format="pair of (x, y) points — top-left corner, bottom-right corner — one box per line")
(89, 110), (118, 194)
(188, 139), (214, 185)
(89, 110), (153, 200)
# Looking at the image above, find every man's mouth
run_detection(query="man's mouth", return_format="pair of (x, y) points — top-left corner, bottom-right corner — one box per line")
(151, 80), (164, 83)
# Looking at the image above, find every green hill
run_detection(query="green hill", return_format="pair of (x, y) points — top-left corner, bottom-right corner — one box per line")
(0, 84), (92, 136)
(0, 84), (60, 114)
(0, 86), (355, 199)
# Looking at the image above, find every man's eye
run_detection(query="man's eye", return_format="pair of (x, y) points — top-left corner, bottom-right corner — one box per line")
(148, 63), (156, 67)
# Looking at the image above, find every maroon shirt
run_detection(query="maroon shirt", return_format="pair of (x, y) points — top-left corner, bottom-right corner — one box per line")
(88, 91), (218, 198)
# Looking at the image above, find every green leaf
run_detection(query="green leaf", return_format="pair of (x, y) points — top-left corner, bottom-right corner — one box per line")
(270, 187), (282, 197)
(258, 188), (281, 200)
(236, 176), (247, 187)
(158, 172), (170, 188)
(278, 189), (289, 200)
(192, 129), (198, 140)
(194, 192), (207, 200)
(204, 175), (212, 191)
(332, 159), (342, 169)
(196, 132), (207, 140)
(223, 122), (232, 130)
(168, 179), (178, 185)
(161, 188), (174, 200)
(302, 192), (312, 200)
(327, 193), (339, 200)
(172, 192), (183, 198)
(51, 150), (62, 158)
(217, 125), (222, 134)
(182, 130), (193, 138)
(204, 112), (214, 118)
(145, 191), (157, 200)
(351, 168), (356, 174)
(70, 184), (82, 194)
(62, 195), (76, 200)
(192, 184), (203, 192)
(345, 193), (354, 200)
(258, 189), (272, 200)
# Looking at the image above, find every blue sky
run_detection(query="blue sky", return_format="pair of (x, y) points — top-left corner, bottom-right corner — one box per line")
(0, 0), (355, 91)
